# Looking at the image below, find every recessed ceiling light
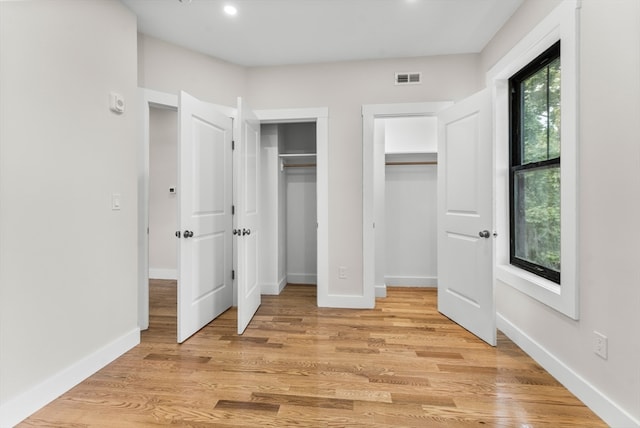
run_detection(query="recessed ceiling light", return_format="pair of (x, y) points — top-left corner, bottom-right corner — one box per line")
(224, 5), (238, 16)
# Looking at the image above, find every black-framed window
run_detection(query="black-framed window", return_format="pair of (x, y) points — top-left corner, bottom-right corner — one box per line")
(509, 41), (561, 284)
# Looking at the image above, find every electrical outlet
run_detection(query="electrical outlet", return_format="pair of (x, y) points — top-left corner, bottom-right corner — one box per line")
(593, 331), (608, 360)
(338, 266), (347, 279)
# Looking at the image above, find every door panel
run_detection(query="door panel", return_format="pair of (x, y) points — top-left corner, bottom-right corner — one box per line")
(236, 97), (261, 334)
(177, 91), (233, 343)
(445, 114), (480, 213)
(437, 89), (495, 346)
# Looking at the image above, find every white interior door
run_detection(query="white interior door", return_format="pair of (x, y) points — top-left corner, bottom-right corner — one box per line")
(437, 89), (496, 346)
(177, 91), (233, 343)
(235, 97), (261, 334)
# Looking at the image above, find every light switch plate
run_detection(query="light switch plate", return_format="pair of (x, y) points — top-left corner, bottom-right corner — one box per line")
(111, 193), (121, 210)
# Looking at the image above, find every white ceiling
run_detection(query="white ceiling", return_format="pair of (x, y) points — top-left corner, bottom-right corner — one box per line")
(121, 0), (524, 67)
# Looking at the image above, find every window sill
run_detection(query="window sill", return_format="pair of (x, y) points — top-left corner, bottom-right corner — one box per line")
(497, 264), (560, 295)
(496, 263), (577, 320)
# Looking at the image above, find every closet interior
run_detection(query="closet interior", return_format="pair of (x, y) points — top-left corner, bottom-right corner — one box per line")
(375, 116), (438, 289)
(259, 122), (317, 295)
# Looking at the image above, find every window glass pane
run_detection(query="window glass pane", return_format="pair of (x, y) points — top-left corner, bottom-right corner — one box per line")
(514, 166), (560, 272)
(521, 59), (561, 164)
(548, 58), (561, 159)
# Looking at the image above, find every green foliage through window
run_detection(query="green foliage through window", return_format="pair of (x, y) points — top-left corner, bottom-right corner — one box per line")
(509, 41), (561, 284)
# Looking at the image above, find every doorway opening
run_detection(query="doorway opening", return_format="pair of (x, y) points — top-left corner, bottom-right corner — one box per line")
(374, 116), (438, 293)
(146, 105), (179, 329)
(259, 122), (317, 294)
(362, 102), (451, 300)
(148, 106), (178, 283)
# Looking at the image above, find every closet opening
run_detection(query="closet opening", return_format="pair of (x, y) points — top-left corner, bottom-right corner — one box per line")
(374, 116), (438, 293)
(259, 122), (317, 295)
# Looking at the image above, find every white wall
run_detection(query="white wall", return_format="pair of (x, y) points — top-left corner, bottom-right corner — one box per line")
(0, 1), (139, 424)
(482, 0), (640, 425)
(384, 116), (437, 153)
(137, 34), (246, 106)
(148, 107), (177, 279)
(247, 55), (481, 297)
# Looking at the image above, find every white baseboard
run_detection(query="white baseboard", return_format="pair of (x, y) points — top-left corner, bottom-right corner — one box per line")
(0, 328), (140, 428)
(261, 276), (288, 295)
(375, 283), (387, 298)
(260, 282), (279, 295)
(278, 275), (287, 293)
(287, 273), (317, 285)
(149, 268), (177, 280)
(385, 276), (437, 287)
(497, 314), (639, 428)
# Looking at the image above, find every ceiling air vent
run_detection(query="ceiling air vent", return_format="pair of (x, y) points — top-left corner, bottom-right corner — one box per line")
(395, 72), (422, 85)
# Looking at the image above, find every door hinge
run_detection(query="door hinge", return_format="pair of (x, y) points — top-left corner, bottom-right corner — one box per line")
(232, 205), (235, 215)
(231, 270), (235, 280)
(232, 140), (235, 150)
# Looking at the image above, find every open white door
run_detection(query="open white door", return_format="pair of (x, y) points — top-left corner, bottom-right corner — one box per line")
(177, 91), (233, 343)
(437, 89), (496, 346)
(235, 97), (261, 334)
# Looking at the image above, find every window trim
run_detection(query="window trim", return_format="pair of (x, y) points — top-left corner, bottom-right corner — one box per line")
(509, 41), (561, 284)
(487, 0), (580, 320)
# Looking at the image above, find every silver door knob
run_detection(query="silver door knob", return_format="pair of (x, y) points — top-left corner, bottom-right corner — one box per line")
(183, 230), (194, 238)
(479, 230), (491, 238)
(242, 228), (251, 236)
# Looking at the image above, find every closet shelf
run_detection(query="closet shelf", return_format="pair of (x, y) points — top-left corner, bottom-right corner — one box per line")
(385, 151), (436, 156)
(279, 153), (316, 158)
(279, 153), (317, 171)
(386, 160), (437, 166)
(385, 151), (437, 166)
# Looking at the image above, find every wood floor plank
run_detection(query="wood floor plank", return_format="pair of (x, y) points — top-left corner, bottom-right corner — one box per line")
(214, 400), (280, 413)
(251, 391), (354, 410)
(18, 283), (607, 427)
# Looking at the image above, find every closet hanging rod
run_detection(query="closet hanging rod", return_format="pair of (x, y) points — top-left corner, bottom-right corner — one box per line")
(385, 161), (437, 166)
(283, 163), (317, 168)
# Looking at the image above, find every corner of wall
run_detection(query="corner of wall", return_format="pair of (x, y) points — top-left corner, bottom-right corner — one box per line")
(0, 329), (140, 428)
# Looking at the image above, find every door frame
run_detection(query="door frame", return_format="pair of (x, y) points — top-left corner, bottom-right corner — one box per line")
(138, 92), (330, 328)
(255, 108), (329, 307)
(138, 88), (235, 330)
(362, 102), (451, 301)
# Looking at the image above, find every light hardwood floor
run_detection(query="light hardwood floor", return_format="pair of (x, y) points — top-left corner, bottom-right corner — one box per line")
(20, 281), (606, 427)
